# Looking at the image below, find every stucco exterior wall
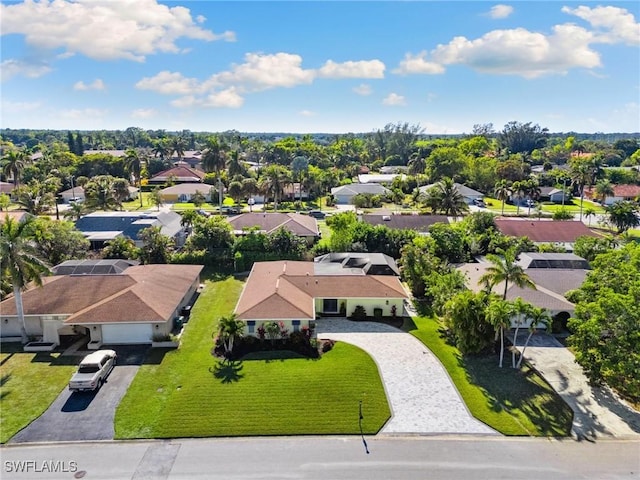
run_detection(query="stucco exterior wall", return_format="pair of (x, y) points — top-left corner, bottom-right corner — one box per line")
(240, 318), (314, 338)
(314, 297), (404, 318)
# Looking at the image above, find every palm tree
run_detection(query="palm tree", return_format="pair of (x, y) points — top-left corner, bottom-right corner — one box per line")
(216, 314), (244, 355)
(570, 160), (592, 221)
(606, 201), (640, 233)
(259, 165), (289, 211)
(1, 148), (30, 187)
(124, 148), (144, 208)
(202, 136), (228, 213)
(486, 298), (513, 368)
(226, 150), (246, 178)
(479, 248), (536, 301)
(84, 175), (119, 211)
(63, 201), (90, 221)
(14, 182), (56, 215)
(494, 180), (511, 216)
(594, 179), (614, 205)
(425, 177), (469, 218)
(408, 153), (426, 178)
(242, 178), (259, 212)
(511, 181), (526, 215)
(525, 179), (541, 216)
(516, 306), (551, 368)
(169, 136), (187, 163)
(583, 207), (596, 226)
(0, 215), (50, 343)
(510, 298), (533, 368)
(151, 139), (169, 161)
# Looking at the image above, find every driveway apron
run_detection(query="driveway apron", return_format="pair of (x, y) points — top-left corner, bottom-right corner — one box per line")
(515, 332), (640, 440)
(316, 318), (497, 435)
(9, 346), (145, 443)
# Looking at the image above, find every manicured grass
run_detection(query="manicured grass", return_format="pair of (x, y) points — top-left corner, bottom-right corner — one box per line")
(0, 344), (77, 443)
(483, 197), (519, 214)
(115, 276), (390, 438)
(540, 198), (606, 214)
(409, 316), (573, 436)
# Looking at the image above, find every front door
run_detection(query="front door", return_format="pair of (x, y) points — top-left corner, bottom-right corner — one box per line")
(323, 299), (338, 313)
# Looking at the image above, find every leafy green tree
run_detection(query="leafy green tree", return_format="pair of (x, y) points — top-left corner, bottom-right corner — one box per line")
(138, 226), (174, 264)
(0, 216), (50, 343)
(326, 211), (358, 252)
(267, 227), (306, 256)
(443, 290), (494, 354)
(426, 146), (466, 182)
(101, 236), (139, 260)
(499, 121), (548, 156)
(191, 190), (207, 208)
(568, 243), (640, 402)
(573, 235), (615, 262)
(399, 238), (439, 298)
(30, 217), (89, 266)
(0, 193), (10, 211)
(187, 215), (234, 251)
(149, 186), (164, 211)
(427, 223), (467, 263)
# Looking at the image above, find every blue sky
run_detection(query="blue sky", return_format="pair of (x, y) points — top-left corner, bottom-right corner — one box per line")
(1, 1), (639, 134)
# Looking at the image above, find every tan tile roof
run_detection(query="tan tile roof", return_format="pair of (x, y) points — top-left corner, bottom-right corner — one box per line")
(235, 261), (408, 320)
(228, 213), (319, 236)
(0, 265), (203, 324)
(495, 219), (600, 242)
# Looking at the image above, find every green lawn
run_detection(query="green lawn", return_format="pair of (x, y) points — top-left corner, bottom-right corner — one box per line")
(540, 198), (606, 214)
(483, 197), (520, 214)
(0, 344), (77, 443)
(408, 316), (573, 436)
(115, 276), (390, 438)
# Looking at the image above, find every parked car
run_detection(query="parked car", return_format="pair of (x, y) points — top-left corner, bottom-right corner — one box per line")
(218, 206), (240, 214)
(473, 198), (486, 207)
(68, 350), (116, 392)
(307, 210), (326, 219)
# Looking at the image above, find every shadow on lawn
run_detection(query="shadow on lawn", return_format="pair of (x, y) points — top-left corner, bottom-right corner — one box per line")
(460, 353), (574, 436)
(209, 359), (244, 384)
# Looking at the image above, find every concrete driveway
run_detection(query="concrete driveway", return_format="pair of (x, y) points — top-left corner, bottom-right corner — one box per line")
(515, 332), (640, 440)
(9, 346), (147, 443)
(316, 318), (497, 435)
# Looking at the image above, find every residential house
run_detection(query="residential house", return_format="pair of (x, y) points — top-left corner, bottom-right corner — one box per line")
(0, 181), (14, 196)
(59, 185), (139, 204)
(148, 166), (206, 185)
(52, 259), (140, 275)
(314, 252), (401, 276)
(494, 219), (600, 251)
(160, 183), (214, 203)
(357, 174), (405, 185)
(330, 183), (390, 204)
(74, 210), (185, 249)
(228, 212), (319, 244)
(458, 252), (590, 329)
(419, 182), (484, 204)
(584, 184), (640, 205)
(1, 211), (31, 224)
(0, 263), (203, 348)
(539, 186), (571, 204)
(234, 260), (408, 337)
(360, 213), (450, 233)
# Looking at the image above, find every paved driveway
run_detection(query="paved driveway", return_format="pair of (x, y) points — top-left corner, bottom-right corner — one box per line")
(10, 346), (147, 443)
(515, 332), (640, 440)
(316, 318), (497, 435)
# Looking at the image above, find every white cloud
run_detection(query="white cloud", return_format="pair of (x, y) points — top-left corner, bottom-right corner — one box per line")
(131, 108), (157, 119)
(0, 0), (234, 63)
(317, 59), (385, 78)
(488, 5), (514, 19)
(562, 5), (640, 46)
(353, 83), (373, 96)
(59, 108), (108, 119)
(136, 71), (201, 95)
(201, 88), (244, 108)
(170, 96), (197, 108)
(393, 52), (445, 75)
(2, 100), (42, 113)
(209, 52), (315, 91)
(73, 79), (105, 91)
(382, 93), (406, 106)
(0, 59), (51, 82)
(299, 110), (316, 117)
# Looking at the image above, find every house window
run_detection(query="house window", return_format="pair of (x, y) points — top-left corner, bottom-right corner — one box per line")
(323, 299), (338, 313)
(247, 321), (255, 334)
(292, 320), (300, 332)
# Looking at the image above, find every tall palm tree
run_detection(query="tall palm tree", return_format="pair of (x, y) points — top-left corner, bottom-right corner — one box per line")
(583, 207), (596, 226)
(169, 136), (187, 163)
(151, 139), (169, 161)
(216, 314), (244, 355)
(124, 148), (144, 208)
(202, 136), (228, 213)
(63, 201), (90, 221)
(594, 179), (614, 205)
(226, 150), (246, 178)
(486, 298), (513, 368)
(14, 182), (56, 215)
(570, 160), (592, 221)
(516, 306), (551, 368)
(425, 177), (469, 218)
(493, 180), (511, 216)
(259, 165), (288, 211)
(242, 178), (259, 212)
(511, 181), (526, 215)
(2, 148), (30, 187)
(479, 248), (536, 301)
(84, 175), (119, 211)
(0, 216), (50, 343)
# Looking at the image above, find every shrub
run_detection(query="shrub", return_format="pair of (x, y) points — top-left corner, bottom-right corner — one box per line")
(322, 339), (336, 353)
(350, 305), (367, 321)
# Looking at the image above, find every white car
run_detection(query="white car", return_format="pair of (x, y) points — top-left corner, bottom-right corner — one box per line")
(68, 350), (117, 392)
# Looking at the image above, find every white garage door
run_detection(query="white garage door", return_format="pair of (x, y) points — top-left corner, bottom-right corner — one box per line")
(101, 323), (152, 344)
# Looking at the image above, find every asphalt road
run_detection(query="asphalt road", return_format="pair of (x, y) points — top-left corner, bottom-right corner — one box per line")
(9, 346), (146, 444)
(1, 437), (638, 480)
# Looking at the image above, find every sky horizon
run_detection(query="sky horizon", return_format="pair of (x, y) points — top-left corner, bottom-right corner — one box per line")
(1, 1), (639, 135)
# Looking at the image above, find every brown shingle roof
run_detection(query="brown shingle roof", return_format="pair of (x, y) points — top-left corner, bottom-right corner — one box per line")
(235, 261), (408, 320)
(150, 166), (205, 182)
(0, 265), (203, 324)
(228, 213), (319, 237)
(494, 219), (600, 242)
